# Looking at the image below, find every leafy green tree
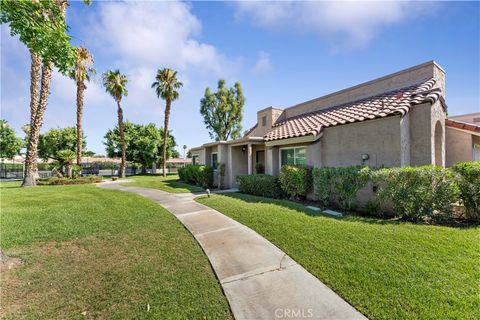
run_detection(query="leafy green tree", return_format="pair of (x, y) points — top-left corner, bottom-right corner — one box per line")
(0, 120), (23, 160)
(70, 46), (95, 165)
(103, 122), (177, 172)
(102, 70), (128, 178)
(151, 68), (183, 176)
(2, 0), (78, 186)
(82, 150), (96, 157)
(200, 79), (245, 141)
(38, 127), (86, 161)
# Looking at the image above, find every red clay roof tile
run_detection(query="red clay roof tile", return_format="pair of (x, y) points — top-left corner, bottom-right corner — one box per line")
(264, 78), (441, 141)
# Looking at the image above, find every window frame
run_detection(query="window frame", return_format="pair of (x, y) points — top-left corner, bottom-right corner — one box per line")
(279, 146), (307, 167)
(192, 154), (199, 165)
(211, 152), (219, 170)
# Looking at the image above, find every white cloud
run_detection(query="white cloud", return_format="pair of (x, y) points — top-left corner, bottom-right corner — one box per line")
(94, 1), (235, 75)
(234, 1), (437, 47)
(252, 51), (272, 74)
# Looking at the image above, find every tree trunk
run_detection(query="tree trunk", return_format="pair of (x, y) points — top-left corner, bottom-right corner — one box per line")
(162, 99), (171, 177)
(76, 81), (85, 165)
(23, 62), (52, 187)
(117, 101), (126, 178)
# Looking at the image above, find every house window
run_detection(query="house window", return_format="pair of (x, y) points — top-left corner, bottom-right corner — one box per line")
(280, 147), (307, 166)
(262, 116), (267, 126)
(192, 155), (199, 165)
(211, 152), (218, 170)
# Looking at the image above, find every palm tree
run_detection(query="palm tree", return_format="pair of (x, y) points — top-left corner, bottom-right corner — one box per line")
(151, 68), (183, 177)
(70, 47), (95, 166)
(22, 0), (90, 187)
(56, 149), (76, 178)
(183, 144), (187, 159)
(102, 70), (128, 178)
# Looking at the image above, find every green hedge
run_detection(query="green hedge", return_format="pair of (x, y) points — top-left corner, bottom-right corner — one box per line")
(278, 165), (312, 199)
(313, 166), (371, 210)
(178, 164), (213, 189)
(37, 176), (102, 185)
(236, 174), (284, 199)
(451, 161), (480, 220)
(372, 166), (460, 222)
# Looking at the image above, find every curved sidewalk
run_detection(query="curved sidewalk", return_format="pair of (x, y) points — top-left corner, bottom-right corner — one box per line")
(99, 182), (367, 320)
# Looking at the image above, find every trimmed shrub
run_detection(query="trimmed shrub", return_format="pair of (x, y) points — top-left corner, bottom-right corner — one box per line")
(451, 162), (480, 221)
(37, 176), (102, 185)
(373, 165), (459, 222)
(178, 164), (213, 189)
(255, 162), (265, 174)
(313, 166), (371, 210)
(236, 174), (284, 199)
(278, 165), (312, 199)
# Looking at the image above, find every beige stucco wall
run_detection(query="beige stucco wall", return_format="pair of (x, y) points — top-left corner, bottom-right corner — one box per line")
(230, 146), (249, 187)
(445, 127), (473, 166)
(190, 149), (205, 165)
(283, 61), (445, 119)
(250, 107), (284, 137)
(409, 101), (446, 166)
(321, 116), (401, 167)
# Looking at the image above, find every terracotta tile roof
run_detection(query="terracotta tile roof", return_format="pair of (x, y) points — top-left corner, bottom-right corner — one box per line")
(244, 124), (258, 137)
(445, 119), (480, 134)
(264, 78), (441, 141)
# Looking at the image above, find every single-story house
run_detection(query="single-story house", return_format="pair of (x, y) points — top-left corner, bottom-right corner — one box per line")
(191, 61), (470, 188)
(445, 113), (480, 166)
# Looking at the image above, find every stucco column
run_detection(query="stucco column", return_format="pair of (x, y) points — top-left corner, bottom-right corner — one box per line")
(400, 113), (411, 167)
(247, 143), (253, 175)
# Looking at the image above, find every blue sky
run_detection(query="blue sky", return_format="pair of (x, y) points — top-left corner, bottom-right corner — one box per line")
(1, 1), (479, 155)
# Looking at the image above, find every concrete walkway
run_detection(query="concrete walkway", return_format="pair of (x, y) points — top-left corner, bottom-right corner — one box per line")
(99, 182), (367, 320)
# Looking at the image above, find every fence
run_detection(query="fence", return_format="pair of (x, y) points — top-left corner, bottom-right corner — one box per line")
(0, 161), (177, 180)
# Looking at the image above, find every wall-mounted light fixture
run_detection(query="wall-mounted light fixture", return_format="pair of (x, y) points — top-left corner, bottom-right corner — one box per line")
(242, 146), (246, 153)
(361, 153), (370, 165)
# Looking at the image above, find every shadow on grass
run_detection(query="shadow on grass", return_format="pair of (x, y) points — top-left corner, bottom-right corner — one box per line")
(213, 192), (479, 229)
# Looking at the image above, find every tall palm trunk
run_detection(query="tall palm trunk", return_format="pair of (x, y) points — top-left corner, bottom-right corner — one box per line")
(22, 52), (41, 186)
(23, 62), (52, 187)
(117, 101), (126, 178)
(76, 81), (85, 165)
(162, 98), (171, 177)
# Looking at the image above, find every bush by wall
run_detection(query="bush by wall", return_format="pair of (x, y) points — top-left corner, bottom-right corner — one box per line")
(313, 166), (371, 210)
(451, 161), (480, 221)
(236, 174), (284, 199)
(178, 164), (214, 189)
(373, 166), (460, 222)
(278, 165), (312, 199)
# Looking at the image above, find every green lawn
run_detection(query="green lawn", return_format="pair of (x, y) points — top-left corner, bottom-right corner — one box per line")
(197, 193), (480, 320)
(121, 174), (204, 193)
(0, 182), (231, 319)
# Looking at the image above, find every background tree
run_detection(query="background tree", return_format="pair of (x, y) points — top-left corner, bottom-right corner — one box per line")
(0, 120), (24, 160)
(82, 150), (96, 157)
(1, 0), (77, 186)
(104, 122), (177, 172)
(200, 79), (245, 141)
(187, 150), (192, 158)
(38, 127), (86, 161)
(70, 46), (95, 165)
(151, 68), (183, 177)
(102, 70), (128, 178)
(183, 144), (187, 158)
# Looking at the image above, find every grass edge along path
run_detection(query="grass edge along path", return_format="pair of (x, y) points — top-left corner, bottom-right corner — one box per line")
(0, 182), (232, 319)
(197, 192), (480, 320)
